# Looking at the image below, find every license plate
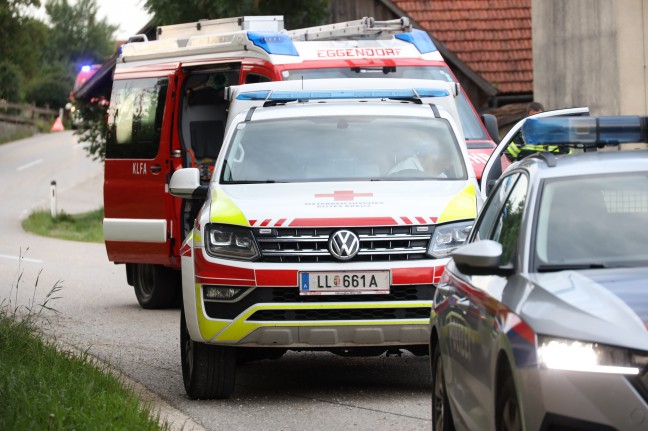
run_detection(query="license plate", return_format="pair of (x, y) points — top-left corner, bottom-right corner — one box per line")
(299, 271), (390, 296)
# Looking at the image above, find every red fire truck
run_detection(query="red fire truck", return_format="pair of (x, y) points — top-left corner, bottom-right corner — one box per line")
(103, 16), (499, 308)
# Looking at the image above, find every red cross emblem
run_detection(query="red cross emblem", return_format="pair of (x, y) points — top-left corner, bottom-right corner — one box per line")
(314, 190), (373, 201)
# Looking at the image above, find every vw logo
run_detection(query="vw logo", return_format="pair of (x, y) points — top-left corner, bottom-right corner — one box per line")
(328, 230), (360, 261)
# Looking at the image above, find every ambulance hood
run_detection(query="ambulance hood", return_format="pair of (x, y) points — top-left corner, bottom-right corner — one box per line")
(210, 180), (477, 228)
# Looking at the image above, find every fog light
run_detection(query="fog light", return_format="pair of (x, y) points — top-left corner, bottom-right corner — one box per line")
(203, 285), (243, 300)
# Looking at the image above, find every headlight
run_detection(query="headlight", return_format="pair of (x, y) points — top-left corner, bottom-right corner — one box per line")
(428, 221), (473, 258)
(205, 224), (259, 260)
(537, 335), (647, 375)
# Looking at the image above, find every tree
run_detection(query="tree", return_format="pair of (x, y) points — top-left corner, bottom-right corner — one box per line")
(44, 0), (117, 72)
(0, 62), (21, 102)
(0, 0), (42, 61)
(143, 0), (329, 30)
(0, 1), (46, 99)
(25, 76), (69, 108)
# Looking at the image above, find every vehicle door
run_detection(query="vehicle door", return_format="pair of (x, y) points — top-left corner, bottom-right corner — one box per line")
(440, 171), (526, 428)
(103, 68), (178, 265)
(170, 63), (242, 253)
(480, 107), (590, 199)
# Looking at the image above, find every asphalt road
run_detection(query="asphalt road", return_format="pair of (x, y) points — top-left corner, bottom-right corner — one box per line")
(0, 131), (433, 431)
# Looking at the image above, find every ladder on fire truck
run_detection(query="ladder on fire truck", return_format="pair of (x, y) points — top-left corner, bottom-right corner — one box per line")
(285, 17), (411, 40)
(133, 15), (412, 43)
(122, 16), (413, 63)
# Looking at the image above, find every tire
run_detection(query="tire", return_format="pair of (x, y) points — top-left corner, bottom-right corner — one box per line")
(133, 264), (180, 309)
(497, 371), (522, 431)
(180, 308), (236, 399)
(431, 341), (455, 431)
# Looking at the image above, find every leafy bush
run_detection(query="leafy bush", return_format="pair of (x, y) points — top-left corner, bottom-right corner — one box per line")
(25, 78), (70, 110)
(0, 62), (22, 102)
(74, 97), (109, 161)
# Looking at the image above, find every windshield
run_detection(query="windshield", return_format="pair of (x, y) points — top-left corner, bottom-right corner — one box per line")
(220, 115), (467, 183)
(282, 66), (490, 141)
(535, 174), (648, 268)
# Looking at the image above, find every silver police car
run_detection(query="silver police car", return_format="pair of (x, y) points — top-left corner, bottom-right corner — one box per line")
(430, 116), (648, 431)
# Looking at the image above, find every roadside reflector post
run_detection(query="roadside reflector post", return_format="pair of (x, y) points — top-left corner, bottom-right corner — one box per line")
(50, 180), (57, 218)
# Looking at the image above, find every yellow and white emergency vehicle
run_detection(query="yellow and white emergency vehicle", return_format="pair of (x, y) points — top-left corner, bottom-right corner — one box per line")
(102, 16), (499, 311)
(169, 78), (482, 399)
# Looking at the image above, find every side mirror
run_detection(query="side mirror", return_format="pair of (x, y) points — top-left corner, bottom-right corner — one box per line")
(452, 240), (513, 276)
(481, 113), (500, 143)
(169, 168), (208, 199)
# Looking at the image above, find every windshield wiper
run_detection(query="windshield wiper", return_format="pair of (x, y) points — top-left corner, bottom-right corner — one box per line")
(225, 180), (280, 184)
(537, 263), (608, 272)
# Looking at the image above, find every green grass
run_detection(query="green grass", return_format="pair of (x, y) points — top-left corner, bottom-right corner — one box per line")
(0, 315), (164, 430)
(22, 208), (104, 243)
(0, 261), (165, 431)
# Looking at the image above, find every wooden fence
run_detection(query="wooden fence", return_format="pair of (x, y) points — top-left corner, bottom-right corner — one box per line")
(0, 101), (59, 126)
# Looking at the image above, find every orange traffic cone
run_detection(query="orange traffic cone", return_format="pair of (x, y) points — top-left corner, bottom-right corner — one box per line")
(51, 116), (64, 132)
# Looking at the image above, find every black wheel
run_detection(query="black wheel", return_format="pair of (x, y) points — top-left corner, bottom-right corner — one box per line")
(133, 264), (180, 309)
(497, 371), (522, 431)
(431, 341), (454, 431)
(180, 308), (236, 399)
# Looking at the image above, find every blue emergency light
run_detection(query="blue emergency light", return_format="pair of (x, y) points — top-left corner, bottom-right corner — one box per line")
(395, 29), (438, 54)
(81, 65), (91, 72)
(522, 116), (647, 146)
(247, 31), (299, 56)
(236, 88), (450, 101)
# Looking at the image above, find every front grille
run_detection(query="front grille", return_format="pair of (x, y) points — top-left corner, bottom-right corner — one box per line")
(203, 285), (434, 319)
(271, 285), (427, 302)
(248, 307), (431, 321)
(254, 226), (432, 263)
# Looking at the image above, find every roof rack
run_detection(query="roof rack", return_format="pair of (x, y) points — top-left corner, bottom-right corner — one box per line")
(285, 17), (411, 41)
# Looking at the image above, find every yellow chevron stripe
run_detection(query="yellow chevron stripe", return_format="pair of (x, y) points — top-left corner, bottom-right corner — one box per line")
(436, 182), (477, 224)
(195, 298), (432, 343)
(209, 187), (249, 226)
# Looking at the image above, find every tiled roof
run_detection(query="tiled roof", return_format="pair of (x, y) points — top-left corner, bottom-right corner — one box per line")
(391, 0), (532, 94)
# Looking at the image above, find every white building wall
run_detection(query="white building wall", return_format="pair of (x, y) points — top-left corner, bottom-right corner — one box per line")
(533, 0), (633, 115)
(616, 0), (648, 115)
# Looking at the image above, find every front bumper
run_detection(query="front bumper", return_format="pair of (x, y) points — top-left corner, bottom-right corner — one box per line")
(518, 367), (648, 431)
(195, 285), (432, 347)
(183, 242), (444, 348)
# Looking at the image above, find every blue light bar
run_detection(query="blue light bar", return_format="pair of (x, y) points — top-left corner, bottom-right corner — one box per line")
(395, 29), (437, 54)
(236, 88), (450, 101)
(523, 116), (646, 146)
(247, 31), (299, 56)
(81, 65), (91, 72)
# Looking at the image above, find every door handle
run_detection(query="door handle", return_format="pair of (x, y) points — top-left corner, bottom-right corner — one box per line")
(150, 165), (162, 174)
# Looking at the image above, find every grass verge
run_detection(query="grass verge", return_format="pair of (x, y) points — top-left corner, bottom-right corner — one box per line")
(0, 129), (35, 145)
(0, 254), (165, 431)
(0, 315), (164, 430)
(22, 208), (104, 243)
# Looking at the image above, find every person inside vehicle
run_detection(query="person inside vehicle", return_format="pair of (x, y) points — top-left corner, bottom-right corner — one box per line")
(388, 140), (450, 177)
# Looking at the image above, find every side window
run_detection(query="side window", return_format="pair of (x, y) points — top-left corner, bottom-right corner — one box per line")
(245, 74), (271, 84)
(490, 175), (529, 264)
(473, 173), (521, 241)
(106, 77), (168, 159)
